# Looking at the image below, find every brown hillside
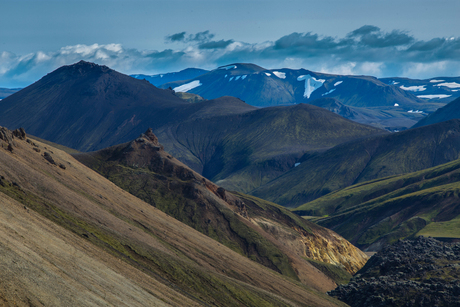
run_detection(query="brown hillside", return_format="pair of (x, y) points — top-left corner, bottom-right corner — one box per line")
(0, 127), (349, 306)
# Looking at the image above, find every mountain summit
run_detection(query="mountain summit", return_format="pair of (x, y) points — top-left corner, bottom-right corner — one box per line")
(0, 61), (187, 151)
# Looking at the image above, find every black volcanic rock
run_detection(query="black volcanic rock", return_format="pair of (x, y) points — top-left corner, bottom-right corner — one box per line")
(329, 237), (460, 307)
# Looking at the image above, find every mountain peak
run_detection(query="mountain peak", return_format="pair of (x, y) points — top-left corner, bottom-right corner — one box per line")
(135, 128), (162, 148)
(59, 60), (112, 75)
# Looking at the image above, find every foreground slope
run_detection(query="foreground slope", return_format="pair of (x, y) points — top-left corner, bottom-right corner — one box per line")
(293, 155), (460, 251)
(252, 119), (460, 207)
(74, 128), (368, 283)
(0, 127), (349, 306)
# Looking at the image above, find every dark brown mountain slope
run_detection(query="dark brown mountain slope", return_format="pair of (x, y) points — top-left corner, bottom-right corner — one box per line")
(0, 126), (350, 306)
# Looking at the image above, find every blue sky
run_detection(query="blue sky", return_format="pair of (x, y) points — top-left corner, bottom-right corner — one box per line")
(1, 0), (460, 87)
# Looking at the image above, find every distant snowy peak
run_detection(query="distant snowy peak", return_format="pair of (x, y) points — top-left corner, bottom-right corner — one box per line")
(297, 75), (325, 98)
(272, 71), (286, 79)
(173, 80), (202, 92)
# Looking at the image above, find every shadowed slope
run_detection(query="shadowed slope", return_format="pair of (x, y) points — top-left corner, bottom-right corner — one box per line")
(413, 97), (460, 128)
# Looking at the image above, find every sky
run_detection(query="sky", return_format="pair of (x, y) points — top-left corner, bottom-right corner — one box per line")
(1, 0), (460, 88)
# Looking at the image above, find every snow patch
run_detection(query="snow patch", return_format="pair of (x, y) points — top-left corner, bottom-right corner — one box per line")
(273, 71), (286, 79)
(417, 94), (452, 99)
(229, 77), (234, 81)
(219, 65), (237, 70)
(265, 73), (271, 76)
(394, 103), (399, 106)
(400, 85), (426, 92)
(407, 110), (423, 113)
(430, 79), (445, 83)
(241, 75), (247, 80)
(322, 89), (336, 96)
(297, 75), (325, 98)
(295, 163), (301, 167)
(334, 81), (343, 86)
(435, 82), (460, 89)
(224, 74), (228, 78)
(390, 81), (400, 85)
(235, 76), (241, 81)
(160, 74), (164, 78)
(173, 80), (202, 92)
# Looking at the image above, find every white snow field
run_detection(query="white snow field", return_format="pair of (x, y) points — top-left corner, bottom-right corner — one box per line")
(417, 94), (452, 99)
(272, 71), (286, 79)
(173, 80), (202, 92)
(400, 85), (426, 92)
(297, 75), (325, 98)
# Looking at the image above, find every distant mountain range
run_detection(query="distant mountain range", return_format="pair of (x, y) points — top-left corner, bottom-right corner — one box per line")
(131, 68), (208, 86)
(380, 76), (460, 103)
(413, 97), (460, 128)
(156, 63), (445, 130)
(0, 87), (21, 99)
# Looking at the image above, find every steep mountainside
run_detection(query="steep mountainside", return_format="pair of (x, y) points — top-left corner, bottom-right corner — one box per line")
(293, 155), (460, 250)
(0, 126), (352, 307)
(381, 76), (460, 103)
(413, 97), (460, 128)
(131, 68), (208, 86)
(154, 103), (386, 192)
(252, 119), (460, 207)
(75, 128), (368, 281)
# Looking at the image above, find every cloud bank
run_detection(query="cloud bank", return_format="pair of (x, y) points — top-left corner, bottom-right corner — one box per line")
(1, 26), (460, 87)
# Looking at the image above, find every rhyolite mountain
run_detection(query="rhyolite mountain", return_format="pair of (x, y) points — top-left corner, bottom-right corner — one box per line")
(252, 119), (460, 207)
(131, 67), (208, 86)
(381, 76), (460, 103)
(159, 63), (440, 130)
(413, 97), (460, 128)
(0, 61), (386, 193)
(0, 126), (360, 306)
(293, 153), (460, 251)
(74, 128), (368, 281)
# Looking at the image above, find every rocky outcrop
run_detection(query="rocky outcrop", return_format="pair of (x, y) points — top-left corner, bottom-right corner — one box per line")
(0, 127), (26, 150)
(329, 236), (460, 306)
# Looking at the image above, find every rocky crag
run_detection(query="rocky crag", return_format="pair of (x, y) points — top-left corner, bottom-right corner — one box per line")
(329, 236), (460, 306)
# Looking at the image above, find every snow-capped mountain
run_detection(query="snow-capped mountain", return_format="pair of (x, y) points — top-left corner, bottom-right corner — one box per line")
(131, 68), (208, 86)
(380, 77), (460, 103)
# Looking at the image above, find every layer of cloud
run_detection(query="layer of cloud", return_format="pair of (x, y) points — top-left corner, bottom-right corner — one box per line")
(1, 26), (460, 88)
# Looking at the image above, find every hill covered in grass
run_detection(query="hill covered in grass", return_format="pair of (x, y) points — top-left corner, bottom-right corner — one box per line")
(252, 119), (460, 207)
(293, 153), (460, 250)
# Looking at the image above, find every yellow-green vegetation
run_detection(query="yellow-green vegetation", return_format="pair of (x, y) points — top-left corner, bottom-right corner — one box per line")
(293, 157), (460, 250)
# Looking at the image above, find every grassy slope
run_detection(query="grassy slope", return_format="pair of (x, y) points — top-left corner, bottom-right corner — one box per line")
(253, 119), (460, 207)
(293, 157), (460, 250)
(0, 131), (347, 306)
(157, 103), (385, 193)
